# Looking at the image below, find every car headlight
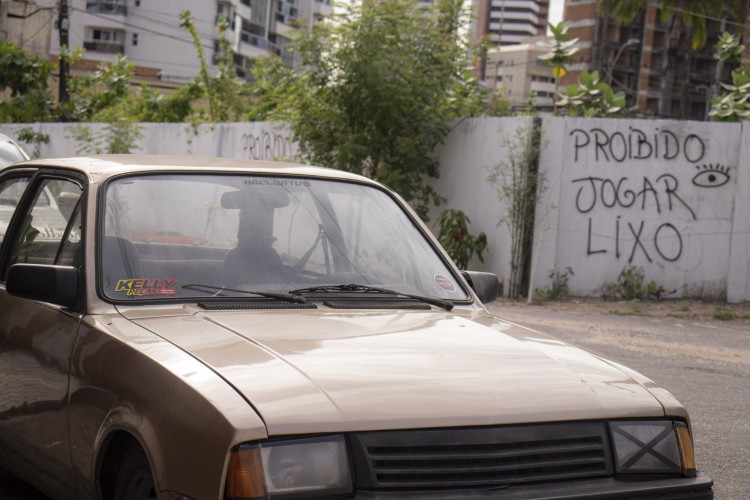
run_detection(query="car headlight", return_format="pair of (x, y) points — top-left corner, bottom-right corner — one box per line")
(225, 435), (352, 499)
(610, 421), (696, 477)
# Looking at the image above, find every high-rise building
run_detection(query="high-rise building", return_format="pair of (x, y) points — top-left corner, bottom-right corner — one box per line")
(473, 0), (550, 106)
(474, 0), (549, 47)
(563, 0), (747, 120)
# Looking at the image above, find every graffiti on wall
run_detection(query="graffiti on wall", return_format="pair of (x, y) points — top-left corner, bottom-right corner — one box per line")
(569, 127), (707, 163)
(568, 126), (733, 265)
(241, 130), (296, 161)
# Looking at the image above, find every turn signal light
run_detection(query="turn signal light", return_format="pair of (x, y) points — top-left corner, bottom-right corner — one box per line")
(675, 423), (696, 476)
(225, 446), (265, 499)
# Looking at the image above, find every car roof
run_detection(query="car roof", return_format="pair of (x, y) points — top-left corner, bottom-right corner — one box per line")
(4, 155), (375, 185)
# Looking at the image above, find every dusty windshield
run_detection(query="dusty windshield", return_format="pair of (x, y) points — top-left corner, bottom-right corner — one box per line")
(102, 174), (467, 301)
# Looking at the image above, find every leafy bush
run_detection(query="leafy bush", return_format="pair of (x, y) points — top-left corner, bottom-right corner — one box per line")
(710, 68), (750, 121)
(536, 267), (574, 302)
(713, 306), (736, 321)
(16, 127), (49, 158)
(436, 209), (487, 269)
(0, 40), (54, 122)
(601, 265), (666, 301)
(557, 71), (627, 118)
(487, 123), (545, 299)
(710, 32), (750, 121)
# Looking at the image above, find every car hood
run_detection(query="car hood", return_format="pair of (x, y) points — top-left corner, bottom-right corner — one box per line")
(127, 308), (665, 436)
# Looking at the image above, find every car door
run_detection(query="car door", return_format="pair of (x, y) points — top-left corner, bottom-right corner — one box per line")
(0, 170), (85, 499)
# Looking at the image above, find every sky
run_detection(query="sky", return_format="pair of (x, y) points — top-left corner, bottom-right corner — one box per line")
(549, 0), (564, 27)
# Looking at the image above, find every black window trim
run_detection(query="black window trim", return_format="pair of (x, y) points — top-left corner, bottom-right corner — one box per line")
(0, 168), (87, 283)
(0, 169), (38, 278)
(54, 197), (84, 266)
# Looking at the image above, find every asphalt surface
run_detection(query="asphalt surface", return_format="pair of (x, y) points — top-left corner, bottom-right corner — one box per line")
(1, 301), (747, 498)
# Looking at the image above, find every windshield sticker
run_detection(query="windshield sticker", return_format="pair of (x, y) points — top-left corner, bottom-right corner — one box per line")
(115, 279), (178, 297)
(244, 179), (310, 187)
(434, 274), (456, 293)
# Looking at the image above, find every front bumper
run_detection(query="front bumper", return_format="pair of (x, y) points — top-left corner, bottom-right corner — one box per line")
(353, 472), (713, 499)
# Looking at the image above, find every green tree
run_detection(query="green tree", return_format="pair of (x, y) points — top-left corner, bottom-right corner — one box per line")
(0, 40), (54, 122)
(246, 56), (297, 122)
(600, 1), (745, 50)
(64, 53), (134, 121)
(120, 84), (197, 123)
(179, 11), (251, 123)
(255, 0), (484, 219)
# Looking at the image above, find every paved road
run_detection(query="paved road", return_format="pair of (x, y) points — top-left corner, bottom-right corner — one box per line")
(1, 302), (748, 498)
(486, 301), (750, 499)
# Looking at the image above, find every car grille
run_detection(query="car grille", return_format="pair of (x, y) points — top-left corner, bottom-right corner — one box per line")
(350, 423), (612, 489)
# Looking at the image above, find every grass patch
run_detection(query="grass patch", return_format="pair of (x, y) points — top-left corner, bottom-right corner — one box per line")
(609, 310), (644, 316)
(667, 313), (691, 319)
(713, 307), (736, 321)
(609, 300), (649, 317)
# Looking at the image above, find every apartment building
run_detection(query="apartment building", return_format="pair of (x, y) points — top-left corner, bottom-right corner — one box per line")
(2, 0), (332, 84)
(0, 0), (56, 55)
(485, 36), (556, 112)
(474, 0), (549, 46)
(563, 0), (746, 120)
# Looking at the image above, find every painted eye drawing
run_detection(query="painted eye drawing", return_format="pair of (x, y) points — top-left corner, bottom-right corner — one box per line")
(692, 164), (731, 188)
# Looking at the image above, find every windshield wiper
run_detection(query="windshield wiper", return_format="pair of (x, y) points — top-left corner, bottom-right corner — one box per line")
(182, 284), (306, 304)
(290, 283), (454, 311)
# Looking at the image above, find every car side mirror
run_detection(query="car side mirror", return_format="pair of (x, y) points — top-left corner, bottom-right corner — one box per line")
(6, 264), (81, 310)
(462, 271), (499, 304)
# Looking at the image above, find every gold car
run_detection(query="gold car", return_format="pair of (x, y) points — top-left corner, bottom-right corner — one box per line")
(0, 156), (712, 499)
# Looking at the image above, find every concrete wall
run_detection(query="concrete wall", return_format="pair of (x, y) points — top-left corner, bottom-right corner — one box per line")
(534, 117), (744, 300)
(727, 127), (750, 302)
(0, 122), (298, 161)
(429, 117), (533, 293)
(3, 117), (750, 301)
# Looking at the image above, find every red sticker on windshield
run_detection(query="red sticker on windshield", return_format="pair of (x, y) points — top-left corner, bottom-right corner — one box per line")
(434, 274), (456, 293)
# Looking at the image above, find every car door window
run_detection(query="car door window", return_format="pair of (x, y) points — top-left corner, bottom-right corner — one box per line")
(0, 177), (31, 244)
(7, 179), (83, 268)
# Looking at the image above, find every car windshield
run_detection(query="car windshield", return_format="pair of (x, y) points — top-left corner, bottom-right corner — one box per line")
(102, 174), (468, 301)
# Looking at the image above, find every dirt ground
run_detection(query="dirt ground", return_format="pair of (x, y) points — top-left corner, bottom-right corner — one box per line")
(495, 296), (750, 323)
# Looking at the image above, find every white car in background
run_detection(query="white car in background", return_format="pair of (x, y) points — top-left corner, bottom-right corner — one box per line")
(0, 134), (75, 244)
(0, 133), (29, 167)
